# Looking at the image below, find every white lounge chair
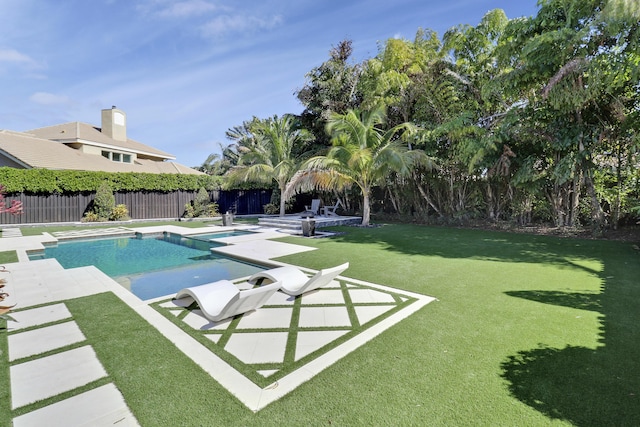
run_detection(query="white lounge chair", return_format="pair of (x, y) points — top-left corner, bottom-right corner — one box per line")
(174, 280), (281, 322)
(322, 199), (343, 216)
(304, 199), (321, 215)
(248, 262), (349, 296)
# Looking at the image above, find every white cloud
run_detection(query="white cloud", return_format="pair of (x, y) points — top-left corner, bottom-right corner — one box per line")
(0, 48), (37, 66)
(155, 0), (220, 18)
(29, 92), (71, 106)
(135, 1), (283, 41)
(200, 14), (283, 37)
(137, 0), (222, 18)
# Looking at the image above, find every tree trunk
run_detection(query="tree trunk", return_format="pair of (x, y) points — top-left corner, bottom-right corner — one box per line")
(386, 186), (400, 214)
(567, 171), (582, 227)
(279, 186), (287, 217)
(547, 184), (565, 227)
(486, 181), (495, 220)
(361, 190), (371, 226)
(414, 178), (442, 217)
(585, 169), (605, 235)
(612, 145), (623, 230)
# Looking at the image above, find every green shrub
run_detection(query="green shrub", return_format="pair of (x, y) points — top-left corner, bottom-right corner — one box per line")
(93, 182), (115, 220)
(184, 188), (219, 218)
(0, 167), (224, 193)
(205, 202), (219, 217)
(263, 203), (278, 214)
(111, 204), (130, 221)
(193, 188), (210, 217)
(81, 211), (101, 222)
(183, 203), (195, 218)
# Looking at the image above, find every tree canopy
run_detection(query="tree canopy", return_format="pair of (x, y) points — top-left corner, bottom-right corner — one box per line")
(208, 0), (639, 232)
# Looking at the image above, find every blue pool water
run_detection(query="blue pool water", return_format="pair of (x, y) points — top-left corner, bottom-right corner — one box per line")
(30, 233), (265, 300)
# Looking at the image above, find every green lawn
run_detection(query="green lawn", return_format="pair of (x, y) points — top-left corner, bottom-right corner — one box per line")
(2, 223), (639, 426)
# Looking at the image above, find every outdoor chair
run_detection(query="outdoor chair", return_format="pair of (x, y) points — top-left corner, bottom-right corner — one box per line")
(174, 280), (281, 322)
(322, 199), (343, 216)
(304, 199), (321, 215)
(248, 262), (349, 296)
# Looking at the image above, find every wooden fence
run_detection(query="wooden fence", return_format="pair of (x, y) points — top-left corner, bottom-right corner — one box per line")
(0, 189), (273, 224)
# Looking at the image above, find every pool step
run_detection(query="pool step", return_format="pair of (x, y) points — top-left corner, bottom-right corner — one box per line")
(257, 216), (361, 231)
(257, 217), (305, 231)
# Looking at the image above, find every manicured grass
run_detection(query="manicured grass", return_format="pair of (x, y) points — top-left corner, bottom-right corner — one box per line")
(0, 251), (18, 264)
(2, 223), (639, 425)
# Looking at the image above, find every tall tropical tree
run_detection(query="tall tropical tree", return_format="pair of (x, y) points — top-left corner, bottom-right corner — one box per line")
(440, 9), (517, 220)
(285, 105), (434, 226)
(296, 39), (363, 148)
(197, 143), (240, 176)
(496, 0), (640, 231)
(226, 114), (313, 216)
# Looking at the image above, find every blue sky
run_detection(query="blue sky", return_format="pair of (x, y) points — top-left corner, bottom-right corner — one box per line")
(0, 0), (538, 168)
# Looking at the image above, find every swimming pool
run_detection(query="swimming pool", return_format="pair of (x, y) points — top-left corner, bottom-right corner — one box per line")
(188, 229), (257, 240)
(29, 233), (266, 300)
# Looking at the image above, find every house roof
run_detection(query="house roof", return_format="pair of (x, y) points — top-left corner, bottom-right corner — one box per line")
(0, 129), (203, 174)
(27, 122), (175, 160)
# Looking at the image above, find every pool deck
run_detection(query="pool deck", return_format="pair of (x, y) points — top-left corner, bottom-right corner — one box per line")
(1, 225), (435, 423)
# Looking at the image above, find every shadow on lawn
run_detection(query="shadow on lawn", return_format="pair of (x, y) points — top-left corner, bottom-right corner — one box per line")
(504, 290), (601, 312)
(502, 270), (640, 424)
(332, 224), (603, 270)
(332, 225), (640, 424)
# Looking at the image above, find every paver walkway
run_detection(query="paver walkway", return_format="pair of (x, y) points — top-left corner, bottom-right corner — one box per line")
(3, 263), (140, 426)
(1, 228), (23, 238)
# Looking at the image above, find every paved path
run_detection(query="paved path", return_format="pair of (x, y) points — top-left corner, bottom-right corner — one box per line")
(3, 262), (139, 426)
(1, 228), (22, 238)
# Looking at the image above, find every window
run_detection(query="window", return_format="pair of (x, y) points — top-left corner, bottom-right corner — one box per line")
(101, 150), (132, 163)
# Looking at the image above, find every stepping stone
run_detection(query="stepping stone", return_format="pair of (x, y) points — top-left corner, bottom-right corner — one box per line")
(263, 291), (295, 305)
(2, 228), (22, 237)
(7, 304), (72, 331)
(236, 307), (292, 329)
(295, 330), (349, 360)
(225, 332), (288, 364)
(10, 346), (108, 409)
(12, 383), (139, 427)
(301, 289), (345, 305)
(348, 288), (397, 303)
(8, 321), (86, 361)
(298, 306), (351, 328)
(204, 334), (223, 344)
(354, 305), (395, 325)
(182, 310), (231, 331)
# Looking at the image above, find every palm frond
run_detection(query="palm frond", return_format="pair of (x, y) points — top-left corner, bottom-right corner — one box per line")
(226, 164), (274, 185)
(284, 168), (353, 199)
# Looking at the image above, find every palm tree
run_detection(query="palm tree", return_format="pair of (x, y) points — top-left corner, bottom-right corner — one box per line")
(226, 115), (313, 216)
(285, 105), (434, 226)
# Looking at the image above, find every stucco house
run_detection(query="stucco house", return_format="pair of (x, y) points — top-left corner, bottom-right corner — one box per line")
(0, 107), (203, 175)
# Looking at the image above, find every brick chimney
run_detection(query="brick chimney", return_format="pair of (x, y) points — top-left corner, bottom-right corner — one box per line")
(101, 106), (127, 141)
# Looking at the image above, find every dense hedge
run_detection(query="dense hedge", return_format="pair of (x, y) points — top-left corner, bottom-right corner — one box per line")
(0, 168), (224, 194)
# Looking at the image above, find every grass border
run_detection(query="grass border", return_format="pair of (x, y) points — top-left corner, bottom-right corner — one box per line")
(151, 278), (418, 388)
